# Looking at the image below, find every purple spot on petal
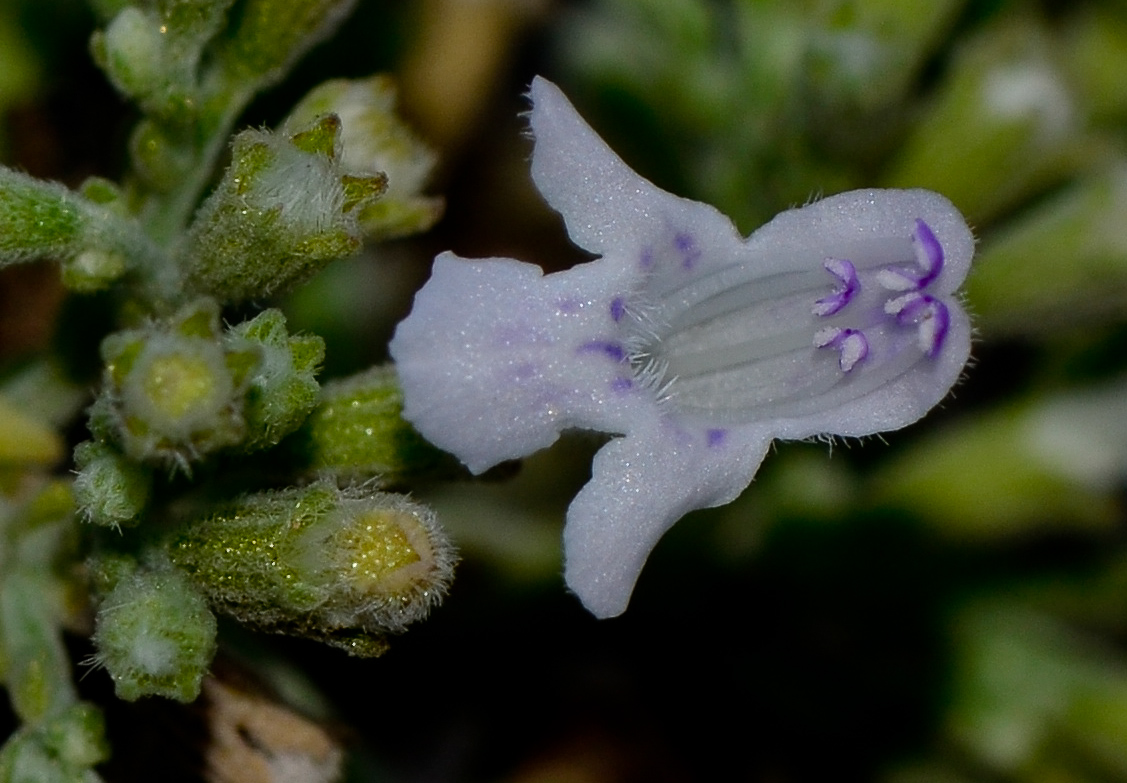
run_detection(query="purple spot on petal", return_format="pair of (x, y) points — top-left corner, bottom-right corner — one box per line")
(510, 361), (538, 382)
(640, 247), (655, 270)
(494, 324), (544, 348)
(610, 297), (626, 322)
(707, 428), (727, 447)
(579, 340), (627, 362)
(557, 297), (582, 313)
(611, 377), (634, 392)
(674, 232), (702, 269)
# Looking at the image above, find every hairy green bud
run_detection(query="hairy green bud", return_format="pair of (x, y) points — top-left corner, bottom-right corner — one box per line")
(91, 566), (217, 702)
(72, 441), (152, 528)
(295, 366), (446, 481)
(286, 76), (443, 240)
(181, 118), (387, 303)
(92, 0), (237, 124)
(37, 702), (108, 770)
(228, 309), (325, 452)
(0, 169), (82, 263)
(96, 298), (260, 469)
(169, 482), (456, 656)
(60, 175), (134, 291)
(93, 8), (168, 108)
(0, 169), (85, 269)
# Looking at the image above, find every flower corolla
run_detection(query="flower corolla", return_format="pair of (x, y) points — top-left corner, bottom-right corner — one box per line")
(390, 77), (974, 618)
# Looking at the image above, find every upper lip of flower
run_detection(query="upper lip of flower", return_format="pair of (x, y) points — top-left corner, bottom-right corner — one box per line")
(390, 76), (975, 619)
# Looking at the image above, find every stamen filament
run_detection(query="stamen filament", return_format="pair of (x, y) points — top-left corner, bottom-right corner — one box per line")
(662, 330), (816, 379)
(662, 269), (826, 331)
(670, 334), (934, 423)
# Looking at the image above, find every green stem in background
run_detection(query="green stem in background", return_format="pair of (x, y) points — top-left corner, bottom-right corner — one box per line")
(131, 87), (254, 251)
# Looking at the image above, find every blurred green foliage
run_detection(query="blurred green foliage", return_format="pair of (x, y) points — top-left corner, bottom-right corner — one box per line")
(549, 1), (1127, 780)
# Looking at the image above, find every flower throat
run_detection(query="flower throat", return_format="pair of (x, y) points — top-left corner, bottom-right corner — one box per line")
(630, 219), (951, 425)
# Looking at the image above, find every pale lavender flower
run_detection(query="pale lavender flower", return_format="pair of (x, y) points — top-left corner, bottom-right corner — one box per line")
(390, 77), (974, 618)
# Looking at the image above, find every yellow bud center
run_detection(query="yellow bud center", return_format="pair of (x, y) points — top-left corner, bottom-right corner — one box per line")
(142, 354), (217, 421)
(335, 509), (430, 595)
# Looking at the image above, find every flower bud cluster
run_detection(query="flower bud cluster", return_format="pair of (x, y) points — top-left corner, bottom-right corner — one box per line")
(80, 302), (326, 477)
(91, 0), (234, 197)
(0, 0), (451, 734)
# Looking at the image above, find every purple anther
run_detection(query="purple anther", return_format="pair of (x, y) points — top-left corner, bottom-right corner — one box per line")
(814, 327), (869, 373)
(707, 428), (727, 447)
(674, 232), (702, 269)
(912, 218), (944, 289)
(837, 330), (869, 372)
(917, 299), (950, 357)
(610, 297), (626, 322)
(579, 340), (627, 362)
(813, 257), (859, 317)
(877, 219), (945, 292)
(886, 292), (932, 326)
(884, 293), (950, 357)
(611, 377), (634, 393)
